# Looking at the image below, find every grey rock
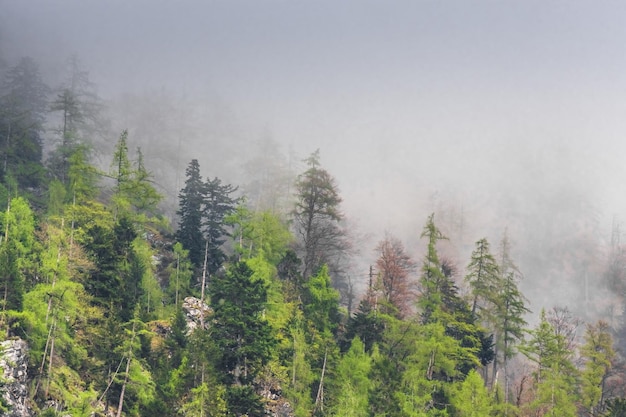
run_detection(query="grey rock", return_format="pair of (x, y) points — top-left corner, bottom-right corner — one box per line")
(0, 339), (33, 417)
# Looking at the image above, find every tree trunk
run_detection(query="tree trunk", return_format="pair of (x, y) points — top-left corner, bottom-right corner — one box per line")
(314, 348), (328, 414)
(200, 240), (209, 328)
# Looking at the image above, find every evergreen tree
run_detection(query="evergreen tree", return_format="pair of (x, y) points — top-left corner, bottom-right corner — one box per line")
(203, 176), (238, 275)
(292, 149), (348, 281)
(209, 261), (275, 414)
(0, 57), (49, 190)
(48, 55), (105, 184)
(176, 159), (205, 267)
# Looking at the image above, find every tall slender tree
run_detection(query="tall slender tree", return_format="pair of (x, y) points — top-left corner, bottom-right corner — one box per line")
(292, 149), (347, 281)
(203, 176), (238, 275)
(176, 159), (205, 268)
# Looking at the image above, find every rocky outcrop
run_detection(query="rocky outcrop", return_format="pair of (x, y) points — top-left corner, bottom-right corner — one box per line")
(260, 381), (294, 417)
(0, 338), (33, 417)
(182, 296), (213, 333)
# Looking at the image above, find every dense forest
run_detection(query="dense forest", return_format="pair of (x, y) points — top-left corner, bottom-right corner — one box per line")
(2, 54), (626, 417)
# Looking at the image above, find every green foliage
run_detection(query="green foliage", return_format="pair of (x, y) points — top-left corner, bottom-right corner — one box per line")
(328, 337), (372, 417)
(284, 310), (315, 417)
(176, 159), (205, 267)
(465, 238), (500, 316)
(418, 213), (448, 324)
(165, 242), (194, 308)
(227, 204), (292, 264)
(209, 261), (275, 389)
(304, 264), (340, 335)
(0, 57), (48, 190)
(179, 381), (228, 417)
(0, 196), (36, 314)
(110, 131), (164, 226)
(292, 149), (346, 280)
(450, 369), (493, 417)
(580, 321), (615, 414)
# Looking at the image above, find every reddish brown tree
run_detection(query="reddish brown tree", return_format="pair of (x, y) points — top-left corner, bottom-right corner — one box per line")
(374, 234), (416, 318)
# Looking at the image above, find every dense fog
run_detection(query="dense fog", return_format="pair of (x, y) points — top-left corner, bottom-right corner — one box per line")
(4, 0), (626, 321)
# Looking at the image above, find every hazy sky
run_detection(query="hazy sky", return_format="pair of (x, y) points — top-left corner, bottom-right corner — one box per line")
(4, 1), (626, 312)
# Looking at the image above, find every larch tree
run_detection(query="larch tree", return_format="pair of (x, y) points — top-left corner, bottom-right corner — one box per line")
(465, 238), (500, 316)
(374, 233), (416, 318)
(521, 309), (579, 417)
(580, 320), (615, 416)
(494, 232), (529, 399)
(417, 213), (448, 324)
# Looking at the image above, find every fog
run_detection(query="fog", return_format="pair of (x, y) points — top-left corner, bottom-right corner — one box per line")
(4, 0), (626, 322)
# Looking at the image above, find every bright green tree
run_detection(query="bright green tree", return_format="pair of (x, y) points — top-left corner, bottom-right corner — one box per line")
(328, 337), (372, 417)
(521, 309), (578, 417)
(417, 213), (448, 324)
(0, 197), (35, 314)
(580, 320), (615, 416)
(450, 369), (494, 417)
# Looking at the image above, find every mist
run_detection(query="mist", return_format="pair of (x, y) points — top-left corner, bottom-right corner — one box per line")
(3, 0), (626, 323)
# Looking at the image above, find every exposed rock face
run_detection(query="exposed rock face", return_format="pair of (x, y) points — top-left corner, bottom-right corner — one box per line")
(182, 296), (213, 333)
(260, 381), (295, 417)
(0, 339), (33, 417)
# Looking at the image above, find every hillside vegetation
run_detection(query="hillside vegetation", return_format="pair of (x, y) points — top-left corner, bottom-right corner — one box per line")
(2, 55), (626, 417)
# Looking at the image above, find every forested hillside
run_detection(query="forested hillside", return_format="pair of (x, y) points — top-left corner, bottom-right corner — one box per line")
(2, 54), (626, 417)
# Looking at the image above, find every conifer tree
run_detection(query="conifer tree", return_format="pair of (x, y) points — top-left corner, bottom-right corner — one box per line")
(292, 149), (348, 281)
(209, 261), (275, 414)
(176, 159), (205, 267)
(521, 309), (578, 416)
(203, 176), (238, 275)
(0, 57), (49, 190)
(465, 238), (500, 316)
(417, 213), (448, 324)
(580, 320), (615, 416)
(374, 234), (416, 318)
(328, 337), (371, 417)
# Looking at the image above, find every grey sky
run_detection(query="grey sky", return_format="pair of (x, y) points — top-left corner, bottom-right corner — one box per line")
(3, 1), (626, 312)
